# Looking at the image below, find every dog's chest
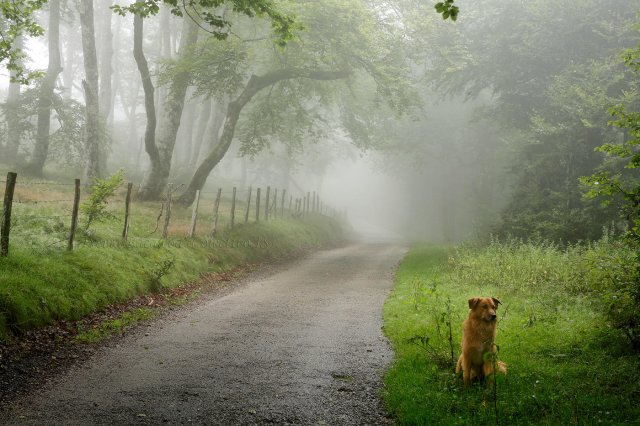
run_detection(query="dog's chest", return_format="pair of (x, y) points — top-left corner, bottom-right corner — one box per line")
(463, 321), (496, 352)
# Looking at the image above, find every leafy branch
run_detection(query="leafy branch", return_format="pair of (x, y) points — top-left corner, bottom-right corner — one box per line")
(112, 0), (301, 47)
(435, 0), (459, 21)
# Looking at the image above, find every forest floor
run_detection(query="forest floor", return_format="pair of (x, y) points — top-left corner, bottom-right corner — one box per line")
(1, 243), (406, 425)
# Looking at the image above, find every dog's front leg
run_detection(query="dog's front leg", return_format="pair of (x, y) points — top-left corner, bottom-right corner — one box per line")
(461, 360), (473, 386)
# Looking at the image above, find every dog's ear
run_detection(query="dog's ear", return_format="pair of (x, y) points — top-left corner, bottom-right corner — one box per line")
(468, 297), (480, 309)
(492, 297), (501, 308)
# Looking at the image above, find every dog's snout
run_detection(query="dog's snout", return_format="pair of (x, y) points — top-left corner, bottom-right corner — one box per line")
(489, 313), (497, 321)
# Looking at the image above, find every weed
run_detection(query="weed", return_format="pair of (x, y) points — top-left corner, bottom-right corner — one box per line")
(145, 255), (175, 292)
(407, 334), (452, 370)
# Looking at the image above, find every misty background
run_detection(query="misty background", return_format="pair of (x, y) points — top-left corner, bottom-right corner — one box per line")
(1, 0), (638, 243)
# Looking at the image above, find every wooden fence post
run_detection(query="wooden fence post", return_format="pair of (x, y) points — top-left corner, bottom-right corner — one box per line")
(1, 172), (17, 257)
(264, 186), (271, 221)
(288, 195), (292, 217)
(244, 187), (252, 224)
(66, 178), (81, 251)
(230, 187), (237, 228)
(211, 188), (222, 236)
(256, 188), (261, 222)
(162, 184), (173, 239)
(272, 188), (278, 219)
(122, 182), (133, 242)
(281, 189), (286, 218)
(188, 189), (200, 238)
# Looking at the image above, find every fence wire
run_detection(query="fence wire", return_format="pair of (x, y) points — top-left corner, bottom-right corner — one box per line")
(1, 173), (336, 257)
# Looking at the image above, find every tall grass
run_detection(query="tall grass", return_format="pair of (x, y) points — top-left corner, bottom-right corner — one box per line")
(383, 239), (640, 425)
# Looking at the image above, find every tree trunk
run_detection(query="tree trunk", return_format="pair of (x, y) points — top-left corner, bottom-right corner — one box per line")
(79, 0), (101, 179)
(98, 0), (114, 125)
(189, 98), (212, 168)
(97, 0), (113, 175)
(138, 18), (199, 200)
(195, 99), (226, 166)
(5, 36), (23, 163)
(29, 0), (62, 177)
(154, 5), (172, 123)
(61, 32), (77, 100)
(175, 90), (198, 170)
(177, 68), (350, 205)
(132, 13), (159, 190)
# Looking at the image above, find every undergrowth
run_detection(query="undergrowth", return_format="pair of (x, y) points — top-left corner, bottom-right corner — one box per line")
(383, 239), (640, 425)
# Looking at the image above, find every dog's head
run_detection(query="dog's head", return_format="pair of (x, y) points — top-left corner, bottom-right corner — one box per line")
(468, 297), (501, 322)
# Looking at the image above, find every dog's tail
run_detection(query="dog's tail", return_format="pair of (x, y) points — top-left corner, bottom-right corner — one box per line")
(497, 360), (507, 374)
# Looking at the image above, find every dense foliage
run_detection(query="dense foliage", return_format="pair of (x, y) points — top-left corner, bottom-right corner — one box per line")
(409, 0), (640, 243)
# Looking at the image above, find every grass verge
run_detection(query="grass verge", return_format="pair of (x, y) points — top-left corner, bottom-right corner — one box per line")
(383, 241), (640, 425)
(0, 216), (343, 342)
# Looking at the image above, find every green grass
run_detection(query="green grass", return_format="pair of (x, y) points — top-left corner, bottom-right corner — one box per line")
(75, 308), (156, 343)
(0, 177), (343, 342)
(383, 241), (640, 425)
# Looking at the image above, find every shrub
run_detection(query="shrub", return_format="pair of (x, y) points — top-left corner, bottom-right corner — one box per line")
(81, 169), (124, 231)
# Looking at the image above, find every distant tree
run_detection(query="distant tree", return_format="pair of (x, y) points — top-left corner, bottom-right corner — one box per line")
(0, 86), (87, 167)
(98, 0), (115, 126)
(425, 0), (640, 242)
(582, 45), (640, 244)
(132, 13), (159, 191)
(29, 0), (63, 177)
(4, 36), (24, 162)
(114, 0), (300, 200)
(173, 0), (419, 205)
(137, 17), (198, 200)
(79, 0), (102, 179)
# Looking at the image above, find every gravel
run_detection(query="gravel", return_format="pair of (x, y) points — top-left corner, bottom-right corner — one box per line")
(3, 243), (406, 425)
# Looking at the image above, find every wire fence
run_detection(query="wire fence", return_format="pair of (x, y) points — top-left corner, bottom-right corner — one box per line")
(0, 171), (338, 257)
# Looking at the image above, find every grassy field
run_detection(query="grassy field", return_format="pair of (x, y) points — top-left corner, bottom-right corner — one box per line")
(0, 175), (343, 342)
(383, 241), (640, 425)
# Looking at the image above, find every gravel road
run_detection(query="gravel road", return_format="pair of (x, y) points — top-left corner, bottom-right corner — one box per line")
(4, 243), (406, 425)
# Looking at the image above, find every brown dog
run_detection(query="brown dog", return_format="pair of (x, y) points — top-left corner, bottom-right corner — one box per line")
(456, 297), (507, 386)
